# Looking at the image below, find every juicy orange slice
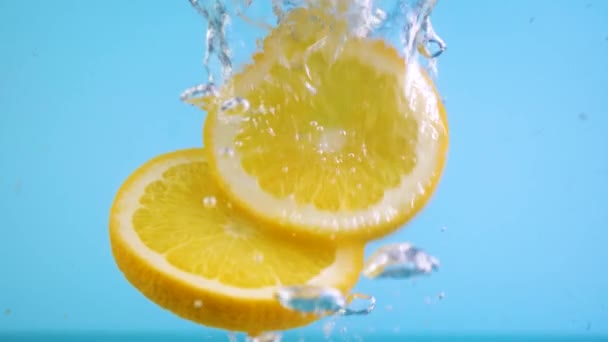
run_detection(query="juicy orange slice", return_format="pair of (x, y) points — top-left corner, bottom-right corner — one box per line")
(196, 7), (449, 243)
(109, 148), (364, 333)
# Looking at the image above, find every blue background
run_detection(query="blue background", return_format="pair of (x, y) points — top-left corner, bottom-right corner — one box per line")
(1, 0), (607, 340)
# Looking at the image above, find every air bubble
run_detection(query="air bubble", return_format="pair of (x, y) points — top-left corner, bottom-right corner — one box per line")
(193, 299), (203, 308)
(202, 196), (217, 208)
(362, 242), (440, 279)
(219, 147), (235, 158)
(275, 285), (345, 315)
(305, 82), (317, 95)
(281, 166), (289, 173)
(180, 83), (218, 102)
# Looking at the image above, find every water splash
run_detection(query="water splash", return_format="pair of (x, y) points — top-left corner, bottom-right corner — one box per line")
(189, 0), (232, 83)
(182, 0), (446, 102)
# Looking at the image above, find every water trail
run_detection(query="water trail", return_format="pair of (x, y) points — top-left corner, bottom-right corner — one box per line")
(189, 0), (232, 83)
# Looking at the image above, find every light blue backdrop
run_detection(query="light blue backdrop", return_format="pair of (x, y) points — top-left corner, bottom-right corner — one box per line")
(1, 0), (607, 339)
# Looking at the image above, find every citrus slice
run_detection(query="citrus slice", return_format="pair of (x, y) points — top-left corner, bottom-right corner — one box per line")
(197, 8), (449, 242)
(109, 148), (364, 333)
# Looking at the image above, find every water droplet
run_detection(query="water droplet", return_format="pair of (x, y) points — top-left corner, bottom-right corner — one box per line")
(267, 127), (276, 136)
(193, 299), (203, 308)
(316, 125), (324, 132)
(438, 291), (445, 300)
(310, 121), (318, 127)
(203, 196), (217, 208)
(281, 166), (289, 173)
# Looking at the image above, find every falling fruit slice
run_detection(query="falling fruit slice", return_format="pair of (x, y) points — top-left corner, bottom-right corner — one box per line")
(197, 6), (449, 242)
(109, 148), (364, 333)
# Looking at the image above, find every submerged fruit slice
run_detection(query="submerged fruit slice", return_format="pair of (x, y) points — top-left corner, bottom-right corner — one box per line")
(198, 8), (449, 242)
(109, 148), (364, 333)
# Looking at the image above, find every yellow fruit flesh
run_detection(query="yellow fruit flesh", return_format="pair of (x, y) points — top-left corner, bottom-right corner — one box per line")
(134, 160), (337, 287)
(200, 7), (448, 241)
(110, 149), (364, 333)
(235, 43), (419, 212)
